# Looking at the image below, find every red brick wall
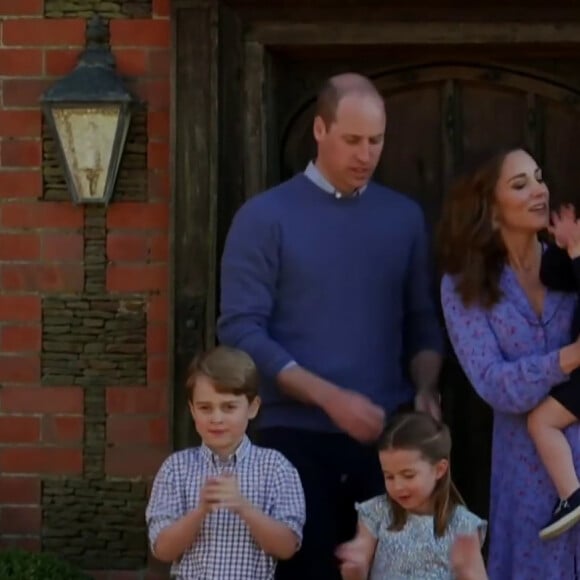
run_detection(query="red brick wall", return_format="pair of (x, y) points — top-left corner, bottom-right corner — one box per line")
(0, 1), (172, 578)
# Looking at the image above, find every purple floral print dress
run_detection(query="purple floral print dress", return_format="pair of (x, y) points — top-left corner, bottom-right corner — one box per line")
(441, 267), (580, 580)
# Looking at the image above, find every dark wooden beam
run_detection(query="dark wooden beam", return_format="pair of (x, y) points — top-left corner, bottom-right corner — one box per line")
(247, 22), (580, 46)
(172, 0), (218, 448)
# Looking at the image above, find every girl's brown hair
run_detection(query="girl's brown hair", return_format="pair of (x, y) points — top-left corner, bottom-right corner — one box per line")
(378, 412), (464, 537)
(437, 146), (526, 308)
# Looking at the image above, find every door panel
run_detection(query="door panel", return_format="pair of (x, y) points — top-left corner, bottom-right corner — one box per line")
(278, 64), (580, 520)
(461, 82), (528, 161)
(544, 102), (580, 205)
(379, 84), (443, 229)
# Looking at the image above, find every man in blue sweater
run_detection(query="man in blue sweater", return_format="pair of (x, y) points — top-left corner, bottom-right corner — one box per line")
(218, 73), (444, 579)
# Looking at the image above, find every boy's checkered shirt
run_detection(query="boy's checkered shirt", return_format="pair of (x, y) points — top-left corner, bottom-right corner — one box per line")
(146, 436), (306, 579)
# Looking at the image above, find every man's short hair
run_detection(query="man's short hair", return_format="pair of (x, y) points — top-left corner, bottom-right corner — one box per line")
(315, 73), (384, 127)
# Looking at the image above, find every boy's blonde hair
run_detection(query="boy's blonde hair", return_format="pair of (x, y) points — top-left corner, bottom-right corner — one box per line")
(186, 346), (258, 402)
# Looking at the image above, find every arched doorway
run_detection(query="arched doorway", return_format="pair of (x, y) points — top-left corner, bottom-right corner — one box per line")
(280, 64), (580, 518)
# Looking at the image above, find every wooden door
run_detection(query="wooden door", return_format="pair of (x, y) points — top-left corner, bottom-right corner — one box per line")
(278, 64), (580, 518)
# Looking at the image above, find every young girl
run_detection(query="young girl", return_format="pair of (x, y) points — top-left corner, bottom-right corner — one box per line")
(527, 204), (580, 540)
(336, 412), (486, 580)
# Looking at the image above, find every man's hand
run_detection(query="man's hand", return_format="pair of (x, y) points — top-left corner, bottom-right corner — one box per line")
(203, 474), (248, 513)
(322, 389), (385, 443)
(414, 387), (442, 421)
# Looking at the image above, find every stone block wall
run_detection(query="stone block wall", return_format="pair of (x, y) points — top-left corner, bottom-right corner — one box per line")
(0, 1), (171, 579)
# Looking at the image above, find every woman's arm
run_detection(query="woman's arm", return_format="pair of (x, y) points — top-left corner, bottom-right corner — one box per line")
(441, 274), (580, 414)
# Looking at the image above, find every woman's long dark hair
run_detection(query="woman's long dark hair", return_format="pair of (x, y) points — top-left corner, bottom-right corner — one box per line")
(437, 147), (527, 308)
(378, 412), (464, 537)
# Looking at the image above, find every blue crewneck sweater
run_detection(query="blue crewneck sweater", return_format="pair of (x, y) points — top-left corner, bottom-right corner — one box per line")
(218, 173), (443, 432)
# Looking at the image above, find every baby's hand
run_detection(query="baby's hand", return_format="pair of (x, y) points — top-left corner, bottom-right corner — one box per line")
(549, 204), (577, 250)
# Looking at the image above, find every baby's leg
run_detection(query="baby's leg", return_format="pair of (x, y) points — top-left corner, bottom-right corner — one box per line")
(528, 396), (578, 499)
(528, 396), (580, 539)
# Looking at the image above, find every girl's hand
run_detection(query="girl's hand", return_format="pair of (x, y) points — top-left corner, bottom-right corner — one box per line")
(336, 537), (370, 580)
(450, 534), (488, 580)
(549, 204), (577, 250)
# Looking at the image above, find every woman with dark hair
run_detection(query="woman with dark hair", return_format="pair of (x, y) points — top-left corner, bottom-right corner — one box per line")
(439, 147), (580, 579)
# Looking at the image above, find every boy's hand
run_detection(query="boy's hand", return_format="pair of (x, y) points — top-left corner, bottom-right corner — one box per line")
(198, 479), (220, 514)
(203, 474), (248, 513)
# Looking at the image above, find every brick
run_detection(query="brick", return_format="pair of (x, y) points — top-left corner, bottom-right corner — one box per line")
(148, 170), (170, 200)
(113, 48), (148, 77)
(145, 571), (171, 580)
(147, 111), (169, 140)
(148, 355), (169, 384)
(1, 140), (42, 168)
(0, 233), (40, 260)
(107, 416), (169, 446)
(148, 294), (168, 323)
(42, 232), (84, 261)
(0, 49), (43, 76)
(107, 203), (168, 230)
(135, 79), (170, 111)
(0, 0), (43, 16)
(2, 79), (52, 107)
(42, 416), (83, 444)
(0, 507), (42, 534)
(153, 0), (170, 17)
(0, 111), (41, 138)
(147, 142), (169, 170)
(1, 263), (84, 292)
(107, 264), (167, 292)
(0, 325), (41, 352)
(0, 296), (40, 322)
(149, 49), (170, 77)
(107, 233), (149, 262)
(0, 202), (83, 228)
(149, 234), (168, 261)
(110, 20), (170, 48)
(147, 323), (168, 355)
(105, 446), (167, 478)
(0, 476), (40, 504)
(0, 537), (41, 552)
(0, 171), (42, 199)
(0, 355), (40, 382)
(103, 572), (141, 580)
(0, 387), (83, 414)
(106, 387), (168, 415)
(44, 49), (81, 77)
(0, 416), (41, 444)
(0, 447), (82, 475)
(3, 19), (85, 47)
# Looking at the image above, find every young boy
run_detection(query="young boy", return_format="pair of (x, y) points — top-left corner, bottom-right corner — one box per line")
(527, 204), (580, 540)
(146, 346), (306, 579)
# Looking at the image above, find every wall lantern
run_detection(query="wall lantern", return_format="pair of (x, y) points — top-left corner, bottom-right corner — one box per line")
(41, 16), (133, 205)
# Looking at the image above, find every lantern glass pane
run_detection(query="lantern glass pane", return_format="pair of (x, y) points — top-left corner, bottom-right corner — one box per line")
(52, 105), (121, 202)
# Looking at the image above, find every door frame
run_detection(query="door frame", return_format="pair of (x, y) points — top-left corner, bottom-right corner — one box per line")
(169, 0), (580, 447)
